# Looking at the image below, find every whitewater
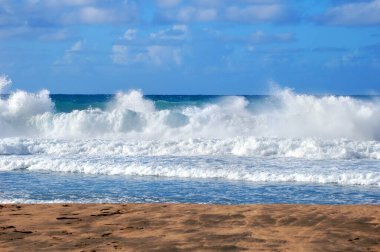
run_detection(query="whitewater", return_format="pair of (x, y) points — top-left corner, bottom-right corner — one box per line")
(1, 75), (380, 204)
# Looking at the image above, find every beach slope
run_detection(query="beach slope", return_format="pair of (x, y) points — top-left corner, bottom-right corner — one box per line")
(1, 204), (379, 251)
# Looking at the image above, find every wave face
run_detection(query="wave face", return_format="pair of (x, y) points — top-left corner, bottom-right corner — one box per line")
(1, 89), (380, 140)
(1, 86), (380, 187)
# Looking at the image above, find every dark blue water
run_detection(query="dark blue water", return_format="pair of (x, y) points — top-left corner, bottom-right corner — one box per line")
(49, 94), (380, 112)
(51, 94), (225, 112)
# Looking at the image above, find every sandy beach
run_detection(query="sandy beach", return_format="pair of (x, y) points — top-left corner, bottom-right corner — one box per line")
(0, 204), (379, 251)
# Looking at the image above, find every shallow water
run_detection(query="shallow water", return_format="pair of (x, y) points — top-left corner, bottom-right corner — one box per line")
(1, 171), (379, 204)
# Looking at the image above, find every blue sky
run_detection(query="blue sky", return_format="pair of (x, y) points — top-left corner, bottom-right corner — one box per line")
(0, 0), (380, 94)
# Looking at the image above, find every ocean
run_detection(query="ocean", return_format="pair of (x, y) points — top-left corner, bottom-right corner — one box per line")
(1, 89), (380, 204)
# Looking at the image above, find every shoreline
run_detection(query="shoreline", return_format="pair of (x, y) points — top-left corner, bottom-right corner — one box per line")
(1, 203), (379, 251)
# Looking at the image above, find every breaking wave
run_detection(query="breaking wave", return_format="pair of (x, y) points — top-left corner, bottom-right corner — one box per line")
(1, 88), (380, 141)
(1, 77), (380, 187)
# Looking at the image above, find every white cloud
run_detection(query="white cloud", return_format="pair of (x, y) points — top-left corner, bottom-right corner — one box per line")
(0, 1), (138, 40)
(0, 26), (28, 39)
(112, 26), (185, 67)
(143, 45), (182, 65)
(324, 46), (380, 69)
(156, 1), (295, 23)
(43, 0), (96, 7)
(38, 29), (70, 41)
(150, 25), (188, 40)
(124, 29), (137, 41)
(111, 45), (129, 64)
(27, 1), (136, 25)
(192, 0), (220, 8)
(225, 4), (287, 23)
(157, 0), (181, 8)
(247, 45), (256, 52)
(112, 44), (182, 66)
(69, 41), (83, 52)
(55, 40), (84, 65)
(196, 8), (218, 21)
(159, 6), (218, 22)
(249, 30), (294, 44)
(61, 6), (124, 24)
(325, 51), (361, 68)
(319, 0), (380, 26)
(206, 28), (294, 46)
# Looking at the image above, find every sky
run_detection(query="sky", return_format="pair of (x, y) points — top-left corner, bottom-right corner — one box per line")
(0, 0), (380, 94)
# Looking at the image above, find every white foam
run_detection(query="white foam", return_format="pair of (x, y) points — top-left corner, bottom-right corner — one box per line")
(0, 137), (379, 159)
(0, 153), (379, 186)
(1, 136), (380, 187)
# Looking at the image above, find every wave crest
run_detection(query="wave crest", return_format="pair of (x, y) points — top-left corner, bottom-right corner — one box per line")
(0, 87), (380, 140)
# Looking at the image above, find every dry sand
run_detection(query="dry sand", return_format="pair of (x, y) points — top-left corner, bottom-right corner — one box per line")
(0, 204), (379, 251)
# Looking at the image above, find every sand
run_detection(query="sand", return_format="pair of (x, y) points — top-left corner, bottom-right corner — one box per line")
(0, 204), (379, 251)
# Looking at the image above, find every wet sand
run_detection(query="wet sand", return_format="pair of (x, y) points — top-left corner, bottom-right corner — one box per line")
(0, 204), (379, 251)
